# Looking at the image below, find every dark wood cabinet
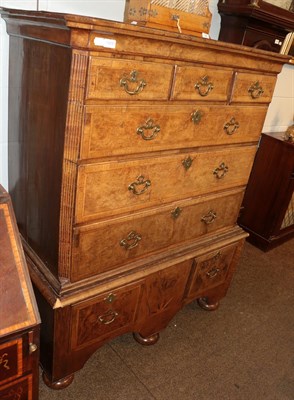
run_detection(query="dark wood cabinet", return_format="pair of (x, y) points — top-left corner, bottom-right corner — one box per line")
(218, 0), (294, 53)
(0, 186), (40, 400)
(238, 132), (294, 251)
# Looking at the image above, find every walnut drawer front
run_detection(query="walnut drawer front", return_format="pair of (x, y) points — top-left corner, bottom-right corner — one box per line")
(0, 339), (23, 384)
(81, 105), (267, 158)
(231, 72), (277, 103)
(70, 283), (142, 350)
(76, 146), (256, 222)
(0, 375), (33, 400)
(86, 58), (173, 100)
(72, 189), (244, 281)
(172, 66), (233, 101)
(187, 242), (239, 299)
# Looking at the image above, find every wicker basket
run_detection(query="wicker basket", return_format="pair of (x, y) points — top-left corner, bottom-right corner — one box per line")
(124, 0), (212, 37)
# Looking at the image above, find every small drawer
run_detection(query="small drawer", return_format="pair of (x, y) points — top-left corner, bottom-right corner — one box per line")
(81, 105), (267, 159)
(172, 65), (233, 101)
(71, 189), (244, 281)
(75, 145), (256, 223)
(0, 374), (32, 400)
(187, 242), (239, 298)
(86, 58), (173, 100)
(71, 283), (142, 350)
(0, 339), (23, 384)
(231, 72), (277, 103)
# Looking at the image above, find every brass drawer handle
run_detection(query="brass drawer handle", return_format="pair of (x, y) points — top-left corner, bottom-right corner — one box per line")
(201, 210), (217, 224)
(224, 117), (239, 135)
(182, 156), (193, 171)
(171, 206), (182, 219)
(128, 175), (151, 195)
(29, 343), (38, 354)
(206, 267), (220, 278)
(137, 118), (160, 141)
(213, 162), (228, 179)
(194, 75), (214, 97)
(191, 110), (203, 125)
(120, 230), (142, 250)
(98, 310), (119, 325)
(120, 70), (147, 95)
(248, 81), (264, 99)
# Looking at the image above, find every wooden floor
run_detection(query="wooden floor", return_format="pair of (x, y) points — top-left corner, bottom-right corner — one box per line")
(39, 239), (294, 400)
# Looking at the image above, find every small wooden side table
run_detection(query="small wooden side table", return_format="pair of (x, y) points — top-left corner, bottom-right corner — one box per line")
(0, 185), (40, 399)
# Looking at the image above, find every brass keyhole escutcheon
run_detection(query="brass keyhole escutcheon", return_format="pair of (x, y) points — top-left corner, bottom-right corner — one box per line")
(120, 70), (147, 95)
(171, 207), (182, 219)
(191, 110), (203, 125)
(195, 76), (214, 97)
(182, 156), (193, 171)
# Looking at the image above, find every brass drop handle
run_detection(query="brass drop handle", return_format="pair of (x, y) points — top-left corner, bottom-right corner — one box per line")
(201, 210), (217, 225)
(29, 343), (38, 354)
(213, 162), (229, 179)
(224, 117), (240, 135)
(137, 118), (160, 141)
(191, 110), (203, 125)
(248, 81), (264, 99)
(120, 70), (147, 95)
(98, 310), (118, 325)
(128, 175), (151, 195)
(206, 267), (220, 278)
(194, 75), (214, 97)
(120, 230), (142, 250)
(182, 156), (193, 171)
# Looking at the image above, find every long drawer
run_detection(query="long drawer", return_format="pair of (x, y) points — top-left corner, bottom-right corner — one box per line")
(76, 145), (256, 222)
(81, 105), (267, 159)
(71, 189), (244, 281)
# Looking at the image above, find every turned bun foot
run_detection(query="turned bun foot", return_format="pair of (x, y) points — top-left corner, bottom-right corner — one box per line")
(42, 371), (74, 390)
(197, 297), (220, 311)
(133, 332), (160, 346)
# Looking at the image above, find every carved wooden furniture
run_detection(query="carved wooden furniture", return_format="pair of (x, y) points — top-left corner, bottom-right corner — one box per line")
(0, 185), (40, 400)
(218, 0), (294, 53)
(0, 7), (288, 390)
(124, 0), (212, 36)
(239, 132), (294, 250)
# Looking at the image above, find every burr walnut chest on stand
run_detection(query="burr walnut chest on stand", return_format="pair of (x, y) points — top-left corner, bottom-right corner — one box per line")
(0, 185), (40, 399)
(0, 7), (289, 390)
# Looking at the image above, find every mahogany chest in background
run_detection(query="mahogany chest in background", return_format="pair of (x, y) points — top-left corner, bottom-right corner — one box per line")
(218, 0), (294, 53)
(238, 132), (294, 250)
(0, 185), (40, 400)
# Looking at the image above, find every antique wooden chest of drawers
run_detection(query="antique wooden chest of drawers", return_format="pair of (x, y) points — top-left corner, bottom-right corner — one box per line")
(0, 186), (40, 399)
(0, 7), (289, 390)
